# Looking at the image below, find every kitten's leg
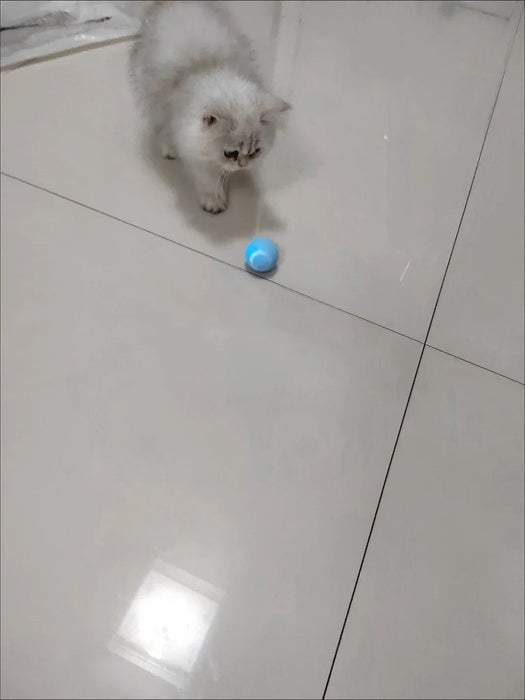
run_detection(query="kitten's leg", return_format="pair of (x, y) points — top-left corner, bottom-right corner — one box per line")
(158, 126), (177, 160)
(149, 89), (177, 159)
(189, 163), (228, 214)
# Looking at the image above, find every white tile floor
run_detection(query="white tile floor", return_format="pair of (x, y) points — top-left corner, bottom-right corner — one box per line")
(1, 2), (523, 699)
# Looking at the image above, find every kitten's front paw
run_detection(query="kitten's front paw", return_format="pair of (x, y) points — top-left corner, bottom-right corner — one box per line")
(159, 132), (176, 159)
(200, 193), (227, 214)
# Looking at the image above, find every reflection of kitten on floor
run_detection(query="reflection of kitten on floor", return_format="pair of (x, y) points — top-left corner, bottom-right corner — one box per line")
(130, 1), (289, 213)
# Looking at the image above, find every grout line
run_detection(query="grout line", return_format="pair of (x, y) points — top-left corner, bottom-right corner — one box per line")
(459, 7), (515, 19)
(321, 341), (427, 699)
(0, 170), (421, 346)
(3, 172), (521, 388)
(4, 170), (517, 389)
(322, 7), (524, 697)
(426, 345), (524, 386)
(420, 4), (523, 350)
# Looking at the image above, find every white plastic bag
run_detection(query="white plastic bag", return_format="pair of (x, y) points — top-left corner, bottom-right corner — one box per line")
(1, 1), (144, 68)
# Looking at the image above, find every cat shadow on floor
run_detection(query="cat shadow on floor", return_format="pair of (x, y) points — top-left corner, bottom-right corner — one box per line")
(140, 132), (283, 245)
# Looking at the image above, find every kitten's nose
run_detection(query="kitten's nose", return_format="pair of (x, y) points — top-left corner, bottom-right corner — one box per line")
(238, 155), (248, 168)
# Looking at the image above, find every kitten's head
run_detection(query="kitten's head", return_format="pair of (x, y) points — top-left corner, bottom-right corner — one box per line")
(196, 74), (290, 171)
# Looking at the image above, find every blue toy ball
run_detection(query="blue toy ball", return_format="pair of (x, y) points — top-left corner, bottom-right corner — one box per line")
(245, 238), (279, 273)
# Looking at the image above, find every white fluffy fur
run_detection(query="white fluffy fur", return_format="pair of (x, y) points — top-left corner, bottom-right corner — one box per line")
(130, 0), (290, 213)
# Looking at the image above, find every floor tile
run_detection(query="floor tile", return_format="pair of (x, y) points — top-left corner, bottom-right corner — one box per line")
(259, 0), (521, 340)
(429, 15), (524, 383)
(0, 175), (420, 699)
(326, 347), (524, 700)
(0, 2), (519, 339)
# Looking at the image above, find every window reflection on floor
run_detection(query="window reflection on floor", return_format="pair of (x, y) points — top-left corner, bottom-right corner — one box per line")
(109, 560), (223, 690)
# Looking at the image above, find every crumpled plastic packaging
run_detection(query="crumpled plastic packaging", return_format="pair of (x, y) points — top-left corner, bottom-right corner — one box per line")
(1, 1), (145, 69)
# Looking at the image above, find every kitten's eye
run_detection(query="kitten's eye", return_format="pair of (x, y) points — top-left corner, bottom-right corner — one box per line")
(224, 150), (239, 159)
(250, 148), (261, 158)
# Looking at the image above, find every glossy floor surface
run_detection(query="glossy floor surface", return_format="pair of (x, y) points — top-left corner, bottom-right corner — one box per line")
(1, 2), (524, 698)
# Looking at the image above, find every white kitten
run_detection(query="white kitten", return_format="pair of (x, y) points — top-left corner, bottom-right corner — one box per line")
(130, 0), (290, 213)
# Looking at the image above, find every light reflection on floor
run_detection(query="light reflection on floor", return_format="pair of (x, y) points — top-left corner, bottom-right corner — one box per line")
(109, 560), (223, 690)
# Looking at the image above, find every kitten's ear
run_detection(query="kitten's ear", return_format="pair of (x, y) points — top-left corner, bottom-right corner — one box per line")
(260, 94), (290, 124)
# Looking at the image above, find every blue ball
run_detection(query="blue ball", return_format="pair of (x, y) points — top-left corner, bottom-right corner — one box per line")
(245, 238), (279, 273)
